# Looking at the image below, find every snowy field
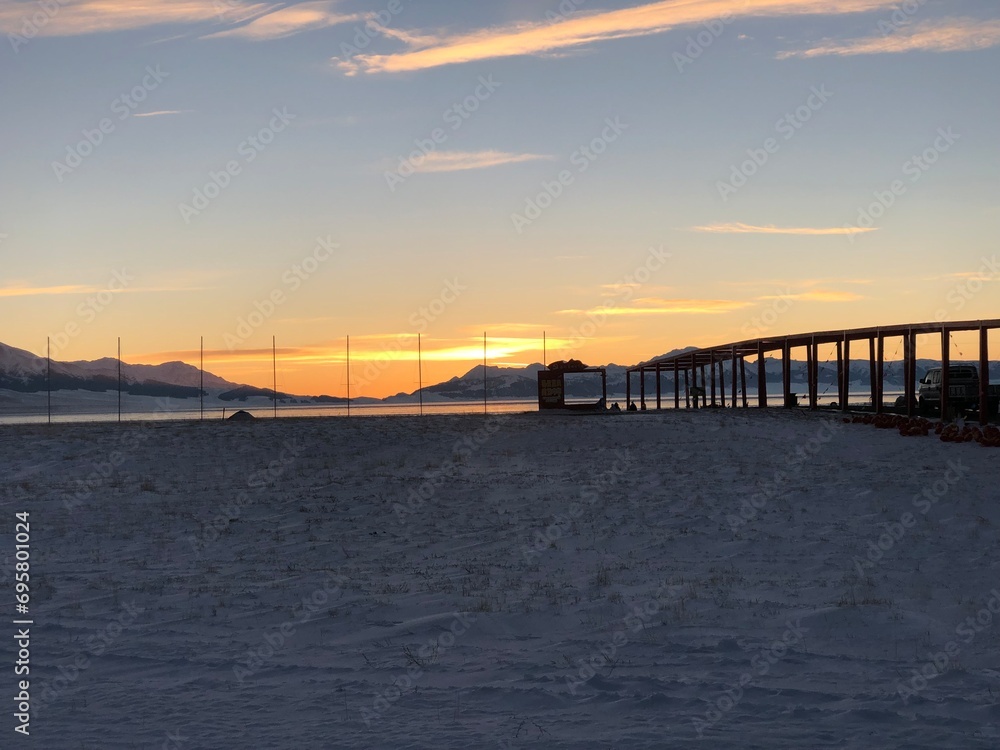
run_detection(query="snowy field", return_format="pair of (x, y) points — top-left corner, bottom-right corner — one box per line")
(1, 410), (1000, 749)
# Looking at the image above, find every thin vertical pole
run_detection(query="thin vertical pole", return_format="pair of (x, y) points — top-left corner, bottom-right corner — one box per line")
(782, 341), (792, 408)
(683, 368), (689, 409)
(718, 357), (726, 408)
(543, 331), (547, 368)
(483, 331), (487, 415)
(117, 337), (121, 423)
(200, 336), (204, 422)
(272, 335), (277, 419)
(710, 354), (717, 406)
(836, 339), (844, 408)
(418, 333), (424, 417)
(640, 367), (646, 408)
(656, 365), (662, 410)
(46, 337), (51, 424)
(346, 336), (351, 417)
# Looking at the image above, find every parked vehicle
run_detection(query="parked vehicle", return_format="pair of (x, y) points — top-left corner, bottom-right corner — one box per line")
(918, 365), (1000, 417)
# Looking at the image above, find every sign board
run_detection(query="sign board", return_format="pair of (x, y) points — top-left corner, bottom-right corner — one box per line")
(537, 371), (565, 409)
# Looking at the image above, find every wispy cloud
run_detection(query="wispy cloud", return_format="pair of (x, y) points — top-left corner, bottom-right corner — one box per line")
(133, 110), (190, 118)
(779, 17), (1000, 59)
(0, 0), (268, 36)
(559, 298), (751, 316)
(204, 1), (361, 40)
(0, 0), (357, 41)
(421, 151), (554, 173)
(0, 284), (94, 298)
(335, 0), (899, 74)
(690, 222), (877, 236)
(758, 290), (864, 302)
(406, 150), (553, 174)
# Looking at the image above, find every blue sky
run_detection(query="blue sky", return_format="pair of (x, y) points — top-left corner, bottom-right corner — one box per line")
(1, 0), (998, 395)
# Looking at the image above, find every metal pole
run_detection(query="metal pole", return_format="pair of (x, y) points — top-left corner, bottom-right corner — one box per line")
(272, 335), (277, 419)
(543, 331), (546, 368)
(200, 336), (204, 422)
(117, 336), (121, 423)
(47, 337), (51, 424)
(418, 333), (424, 416)
(483, 331), (487, 415)
(346, 335), (351, 417)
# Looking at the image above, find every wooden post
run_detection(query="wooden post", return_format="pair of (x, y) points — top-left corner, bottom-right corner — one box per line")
(757, 341), (767, 408)
(809, 337), (818, 409)
(906, 328), (917, 418)
(626, 370), (632, 406)
(683, 368), (690, 409)
(674, 361), (680, 409)
(782, 340), (792, 408)
(656, 365), (662, 410)
(836, 339), (844, 408)
(980, 325), (990, 425)
(710, 354), (717, 406)
(876, 334), (885, 415)
(868, 336), (877, 412)
(640, 367), (646, 409)
(940, 327), (950, 422)
(740, 357), (748, 408)
(841, 335), (851, 413)
(699, 365), (707, 408)
(731, 346), (737, 407)
(718, 357), (726, 408)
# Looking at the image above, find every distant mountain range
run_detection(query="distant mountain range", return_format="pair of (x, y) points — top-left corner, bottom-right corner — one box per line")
(1, 341), (996, 405)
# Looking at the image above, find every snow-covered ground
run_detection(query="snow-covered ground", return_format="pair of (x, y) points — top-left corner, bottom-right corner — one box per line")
(1, 410), (999, 748)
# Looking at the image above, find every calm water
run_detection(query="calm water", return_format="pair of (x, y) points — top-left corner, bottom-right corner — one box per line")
(0, 390), (906, 425)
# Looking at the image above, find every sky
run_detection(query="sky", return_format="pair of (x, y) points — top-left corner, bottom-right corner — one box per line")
(1, 0), (999, 398)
